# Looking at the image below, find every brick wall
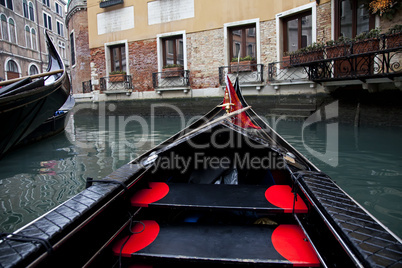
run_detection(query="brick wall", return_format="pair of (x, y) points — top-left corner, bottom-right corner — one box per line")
(68, 9), (91, 94)
(187, 29), (224, 89)
(317, 2), (332, 44)
(90, 47), (105, 92)
(128, 40), (158, 92)
(260, 20), (277, 64)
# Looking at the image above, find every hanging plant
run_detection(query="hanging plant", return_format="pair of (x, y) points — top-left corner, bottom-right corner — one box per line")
(368, 0), (401, 20)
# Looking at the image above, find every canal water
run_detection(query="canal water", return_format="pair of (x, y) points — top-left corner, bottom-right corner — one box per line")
(0, 99), (401, 240)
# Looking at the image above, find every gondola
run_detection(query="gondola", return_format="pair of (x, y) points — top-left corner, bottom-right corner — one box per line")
(16, 96), (75, 148)
(0, 31), (70, 158)
(0, 77), (401, 268)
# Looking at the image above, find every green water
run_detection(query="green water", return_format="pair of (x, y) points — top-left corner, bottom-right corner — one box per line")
(0, 101), (401, 240)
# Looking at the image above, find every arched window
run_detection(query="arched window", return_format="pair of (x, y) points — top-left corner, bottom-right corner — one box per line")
(25, 25), (31, 48)
(6, 60), (19, 79)
(29, 2), (34, 21)
(1, 14), (8, 41)
(31, 28), (37, 50)
(29, 64), (39, 75)
(23, 0), (28, 18)
(8, 18), (16, 44)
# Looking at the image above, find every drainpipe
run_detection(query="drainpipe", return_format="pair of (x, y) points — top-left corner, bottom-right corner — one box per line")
(34, 0), (44, 73)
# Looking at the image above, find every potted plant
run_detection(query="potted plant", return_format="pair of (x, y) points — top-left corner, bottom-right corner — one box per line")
(230, 55), (257, 71)
(109, 70), (126, 83)
(162, 64), (184, 77)
(352, 27), (381, 54)
(290, 42), (324, 65)
(325, 36), (351, 59)
(385, 24), (402, 49)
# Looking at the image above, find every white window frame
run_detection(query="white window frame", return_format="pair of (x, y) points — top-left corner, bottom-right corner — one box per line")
(25, 25), (31, 48)
(104, 40), (129, 76)
(56, 19), (64, 36)
(70, 30), (76, 67)
(275, 2), (317, 61)
(58, 40), (65, 59)
(55, 2), (63, 17)
(43, 11), (52, 30)
(28, 1), (35, 21)
(5, 58), (21, 79)
(224, 18), (260, 66)
(28, 63), (39, 75)
(156, 30), (187, 72)
(8, 17), (16, 44)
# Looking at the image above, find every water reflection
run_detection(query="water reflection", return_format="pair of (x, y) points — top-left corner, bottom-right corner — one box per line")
(274, 119), (402, 238)
(0, 104), (401, 240)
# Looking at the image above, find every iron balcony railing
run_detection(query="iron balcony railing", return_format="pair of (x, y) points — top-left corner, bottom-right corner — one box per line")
(219, 64), (264, 86)
(100, 75), (133, 92)
(284, 33), (402, 82)
(268, 60), (310, 83)
(82, 80), (92, 93)
(152, 70), (190, 88)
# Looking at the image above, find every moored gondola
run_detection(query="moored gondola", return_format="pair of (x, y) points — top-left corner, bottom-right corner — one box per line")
(0, 77), (401, 268)
(0, 31), (71, 158)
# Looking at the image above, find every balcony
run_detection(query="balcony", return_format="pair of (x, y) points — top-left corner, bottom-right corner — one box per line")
(281, 33), (402, 84)
(82, 80), (92, 93)
(99, 0), (123, 8)
(219, 63), (264, 87)
(152, 69), (190, 94)
(268, 60), (310, 84)
(100, 75), (133, 95)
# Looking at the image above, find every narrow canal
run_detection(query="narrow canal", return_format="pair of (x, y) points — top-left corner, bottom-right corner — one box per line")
(0, 97), (401, 240)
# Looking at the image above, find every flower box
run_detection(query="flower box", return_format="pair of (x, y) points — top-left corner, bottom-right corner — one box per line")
(109, 74), (125, 83)
(230, 60), (257, 72)
(326, 44), (350, 59)
(290, 51), (324, 65)
(162, 67), (184, 78)
(352, 39), (380, 54)
(386, 34), (402, 49)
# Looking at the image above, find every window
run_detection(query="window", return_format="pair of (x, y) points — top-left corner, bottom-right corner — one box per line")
(161, 35), (183, 67)
(43, 12), (52, 30)
(29, 2), (34, 21)
(25, 25), (31, 48)
(6, 60), (19, 79)
(228, 24), (256, 60)
(23, 0), (28, 18)
(109, 44), (126, 72)
(55, 2), (63, 16)
(283, 11), (312, 54)
(42, 0), (49, 8)
(335, 0), (374, 39)
(8, 18), (15, 44)
(58, 41), (65, 59)
(29, 64), (39, 75)
(1, 14), (7, 41)
(56, 21), (64, 37)
(1, 0), (13, 10)
(70, 32), (75, 66)
(31, 28), (37, 50)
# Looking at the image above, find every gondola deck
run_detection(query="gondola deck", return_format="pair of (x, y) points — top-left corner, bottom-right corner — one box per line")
(113, 221), (320, 267)
(131, 182), (308, 213)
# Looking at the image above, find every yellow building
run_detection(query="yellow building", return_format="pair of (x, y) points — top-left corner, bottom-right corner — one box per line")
(69, 0), (402, 100)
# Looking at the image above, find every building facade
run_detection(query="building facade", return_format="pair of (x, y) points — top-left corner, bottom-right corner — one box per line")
(0, 0), (69, 82)
(72, 0), (401, 101)
(66, 0), (90, 94)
